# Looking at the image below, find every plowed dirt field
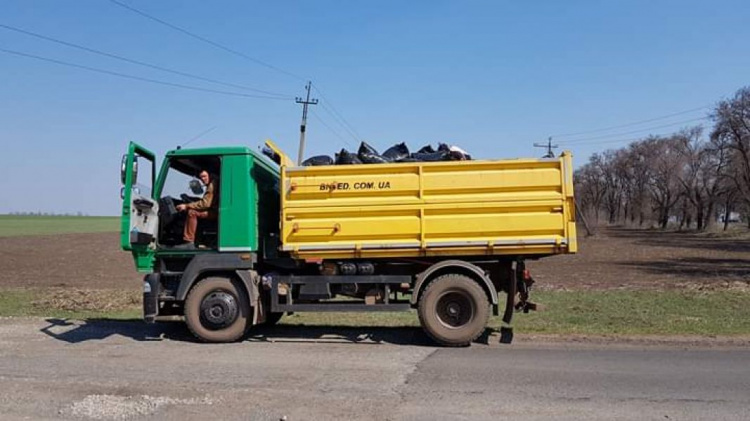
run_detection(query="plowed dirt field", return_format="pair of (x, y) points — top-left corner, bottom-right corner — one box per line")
(1, 227), (748, 291)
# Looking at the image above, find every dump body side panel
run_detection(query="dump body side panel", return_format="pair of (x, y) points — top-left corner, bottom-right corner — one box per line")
(281, 153), (576, 259)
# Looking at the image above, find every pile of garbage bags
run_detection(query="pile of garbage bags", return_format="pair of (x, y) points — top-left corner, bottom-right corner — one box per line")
(301, 141), (472, 167)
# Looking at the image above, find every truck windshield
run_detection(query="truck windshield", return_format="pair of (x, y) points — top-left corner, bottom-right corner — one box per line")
(162, 165), (198, 199)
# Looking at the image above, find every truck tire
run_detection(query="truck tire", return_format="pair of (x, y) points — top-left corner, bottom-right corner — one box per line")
(184, 276), (250, 343)
(418, 274), (490, 347)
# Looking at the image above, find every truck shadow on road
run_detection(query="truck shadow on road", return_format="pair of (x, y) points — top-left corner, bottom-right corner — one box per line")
(39, 318), (494, 346)
(39, 318), (193, 343)
(246, 325), (439, 346)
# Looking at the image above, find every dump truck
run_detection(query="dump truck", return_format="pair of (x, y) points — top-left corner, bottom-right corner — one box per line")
(120, 140), (576, 346)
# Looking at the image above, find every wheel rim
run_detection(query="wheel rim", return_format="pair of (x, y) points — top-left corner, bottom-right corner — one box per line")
(436, 290), (475, 329)
(199, 290), (239, 330)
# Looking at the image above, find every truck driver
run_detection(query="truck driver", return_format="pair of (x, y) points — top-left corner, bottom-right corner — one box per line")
(176, 170), (218, 248)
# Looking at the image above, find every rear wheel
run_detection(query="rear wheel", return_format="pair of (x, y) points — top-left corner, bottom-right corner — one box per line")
(185, 276), (250, 343)
(418, 274), (490, 347)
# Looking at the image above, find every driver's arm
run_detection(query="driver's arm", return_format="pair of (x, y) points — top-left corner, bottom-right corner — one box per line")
(186, 182), (215, 211)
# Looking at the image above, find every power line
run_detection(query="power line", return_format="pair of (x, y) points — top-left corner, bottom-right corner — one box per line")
(107, 0), (306, 82)
(312, 83), (362, 142)
(106, 0), (367, 145)
(0, 23), (292, 98)
(0, 47), (289, 100)
(551, 105), (710, 138)
(182, 125), (217, 148)
(311, 110), (353, 148)
(558, 116), (710, 144)
(318, 102), (360, 143)
(562, 123), (709, 147)
(564, 136), (650, 147)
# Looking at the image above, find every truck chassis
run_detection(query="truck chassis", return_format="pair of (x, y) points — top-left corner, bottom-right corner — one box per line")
(143, 253), (533, 346)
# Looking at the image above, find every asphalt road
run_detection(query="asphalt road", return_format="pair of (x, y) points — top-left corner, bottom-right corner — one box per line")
(0, 318), (748, 420)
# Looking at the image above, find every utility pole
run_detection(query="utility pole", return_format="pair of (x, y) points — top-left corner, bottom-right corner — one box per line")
(534, 136), (558, 158)
(295, 81), (318, 165)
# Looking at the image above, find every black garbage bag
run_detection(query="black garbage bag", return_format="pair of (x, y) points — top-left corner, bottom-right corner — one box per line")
(432, 143), (473, 160)
(361, 153), (389, 164)
(410, 150), (451, 162)
(358, 141), (389, 164)
(448, 145), (472, 161)
(382, 142), (410, 162)
(358, 141), (379, 156)
(417, 144), (435, 154)
(335, 148), (362, 165)
(301, 155), (334, 166)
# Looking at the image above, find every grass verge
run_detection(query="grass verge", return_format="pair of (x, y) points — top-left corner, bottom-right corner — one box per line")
(280, 290), (750, 336)
(2, 288), (749, 336)
(513, 290), (750, 335)
(0, 288), (140, 320)
(0, 215), (119, 237)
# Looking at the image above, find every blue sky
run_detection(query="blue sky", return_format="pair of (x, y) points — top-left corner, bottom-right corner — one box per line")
(2, 0), (749, 215)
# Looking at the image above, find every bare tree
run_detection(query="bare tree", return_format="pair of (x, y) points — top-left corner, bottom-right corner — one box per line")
(674, 126), (719, 230)
(593, 150), (625, 224)
(643, 136), (684, 229)
(625, 141), (654, 226)
(570, 86), (750, 230)
(574, 157), (607, 224)
(711, 87), (750, 223)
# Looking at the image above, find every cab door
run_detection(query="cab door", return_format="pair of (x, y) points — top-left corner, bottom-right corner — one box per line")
(120, 142), (158, 251)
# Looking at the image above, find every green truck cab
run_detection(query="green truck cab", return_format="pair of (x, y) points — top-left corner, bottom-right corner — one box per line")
(121, 141), (283, 342)
(121, 141), (278, 265)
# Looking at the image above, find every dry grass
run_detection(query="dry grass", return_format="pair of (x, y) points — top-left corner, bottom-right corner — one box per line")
(31, 288), (141, 312)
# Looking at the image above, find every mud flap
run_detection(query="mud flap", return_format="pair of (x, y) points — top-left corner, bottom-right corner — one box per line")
(143, 273), (160, 323)
(499, 261), (518, 344)
(499, 326), (514, 344)
(235, 270), (262, 325)
(500, 261), (540, 344)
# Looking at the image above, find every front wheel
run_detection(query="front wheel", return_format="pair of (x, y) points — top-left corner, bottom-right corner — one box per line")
(418, 274), (490, 347)
(184, 276), (250, 343)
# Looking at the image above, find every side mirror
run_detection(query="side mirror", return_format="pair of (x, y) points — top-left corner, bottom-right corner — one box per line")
(189, 179), (204, 195)
(120, 155), (127, 184)
(120, 155), (138, 185)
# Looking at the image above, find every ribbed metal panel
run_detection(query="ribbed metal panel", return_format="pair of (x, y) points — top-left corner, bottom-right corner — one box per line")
(281, 153), (577, 259)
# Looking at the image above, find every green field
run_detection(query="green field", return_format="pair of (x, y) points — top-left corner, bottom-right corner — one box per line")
(0, 215), (119, 237)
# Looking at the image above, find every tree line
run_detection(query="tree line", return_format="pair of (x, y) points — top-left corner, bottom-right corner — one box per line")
(574, 86), (750, 231)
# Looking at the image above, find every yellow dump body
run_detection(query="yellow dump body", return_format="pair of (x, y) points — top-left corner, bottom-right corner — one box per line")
(278, 148), (577, 260)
